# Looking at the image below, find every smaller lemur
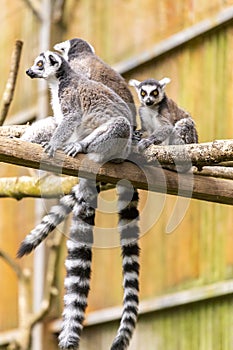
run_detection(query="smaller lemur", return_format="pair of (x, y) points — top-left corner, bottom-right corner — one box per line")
(129, 78), (198, 154)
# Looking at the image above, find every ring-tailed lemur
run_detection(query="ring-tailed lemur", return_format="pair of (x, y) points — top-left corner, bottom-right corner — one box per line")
(54, 38), (137, 130)
(21, 38), (137, 144)
(19, 51), (140, 350)
(129, 78), (198, 171)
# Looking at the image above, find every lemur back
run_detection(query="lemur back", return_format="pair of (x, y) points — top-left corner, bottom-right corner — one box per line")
(129, 77), (198, 171)
(54, 38), (137, 130)
(19, 51), (140, 350)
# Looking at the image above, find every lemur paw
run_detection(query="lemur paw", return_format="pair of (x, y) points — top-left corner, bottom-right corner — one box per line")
(63, 142), (83, 157)
(138, 138), (152, 152)
(43, 143), (57, 158)
(132, 130), (142, 143)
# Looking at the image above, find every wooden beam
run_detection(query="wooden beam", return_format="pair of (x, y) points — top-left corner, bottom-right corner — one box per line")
(0, 136), (232, 205)
(114, 6), (233, 74)
(48, 279), (233, 331)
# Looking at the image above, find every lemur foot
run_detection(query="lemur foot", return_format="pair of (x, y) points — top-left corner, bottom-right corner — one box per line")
(63, 142), (83, 157)
(42, 142), (57, 158)
(138, 138), (152, 152)
(132, 130), (142, 144)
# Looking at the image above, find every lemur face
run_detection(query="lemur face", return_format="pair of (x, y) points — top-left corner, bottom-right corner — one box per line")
(26, 51), (62, 80)
(129, 77), (171, 107)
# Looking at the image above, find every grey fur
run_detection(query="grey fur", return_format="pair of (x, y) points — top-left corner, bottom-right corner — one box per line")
(21, 117), (57, 144)
(54, 38), (137, 130)
(19, 50), (140, 350)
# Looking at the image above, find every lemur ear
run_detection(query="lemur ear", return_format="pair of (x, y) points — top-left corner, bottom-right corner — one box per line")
(159, 77), (171, 89)
(49, 54), (58, 66)
(129, 79), (141, 89)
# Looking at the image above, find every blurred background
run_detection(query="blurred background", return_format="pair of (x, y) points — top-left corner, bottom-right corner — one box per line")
(0, 0), (233, 349)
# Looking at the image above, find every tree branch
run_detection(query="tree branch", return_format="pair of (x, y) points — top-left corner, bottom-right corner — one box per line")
(193, 166), (233, 179)
(144, 139), (233, 169)
(30, 221), (67, 326)
(0, 175), (78, 199)
(0, 136), (232, 205)
(0, 250), (24, 279)
(0, 41), (23, 125)
(0, 221), (67, 349)
(21, 0), (42, 21)
(52, 0), (66, 23)
(0, 125), (28, 138)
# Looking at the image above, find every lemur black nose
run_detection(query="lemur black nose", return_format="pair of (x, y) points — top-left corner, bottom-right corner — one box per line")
(146, 99), (154, 106)
(26, 69), (36, 78)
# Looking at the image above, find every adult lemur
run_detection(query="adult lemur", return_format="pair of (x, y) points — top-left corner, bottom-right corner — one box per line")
(129, 78), (198, 166)
(19, 51), (140, 350)
(54, 38), (137, 130)
(21, 38), (137, 144)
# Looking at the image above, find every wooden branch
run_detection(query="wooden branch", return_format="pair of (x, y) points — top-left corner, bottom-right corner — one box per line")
(144, 139), (233, 169)
(0, 250), (24, 279)
(0, 175), (115, 199)
(194, 166), (233, 180)
(0, 175), (78, 199)
(21, 0), (42, 20)
(0, 250), (31, 350)
(0, 41), (23, 125)
(52, 0), (66, 23)
(30, 221), (67, 326)
(0, 125), (28, 138)
(0, 222), (66, 348)
(0, 136), (232, 205)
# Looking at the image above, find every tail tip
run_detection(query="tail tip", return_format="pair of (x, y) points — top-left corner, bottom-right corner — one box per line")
(16, 242), (34, 258)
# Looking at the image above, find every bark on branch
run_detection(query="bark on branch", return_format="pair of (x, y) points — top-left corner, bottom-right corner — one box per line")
(0, 175), (78, 199)
(144, 139), (233, 169)
(0, 41), (23, 125)
(0, 136), (232, 205)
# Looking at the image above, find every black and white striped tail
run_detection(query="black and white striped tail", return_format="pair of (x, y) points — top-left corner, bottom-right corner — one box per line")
(59, 179), (97, 350)
(17, 185), (78, 258)
(111, 185), (140, 350)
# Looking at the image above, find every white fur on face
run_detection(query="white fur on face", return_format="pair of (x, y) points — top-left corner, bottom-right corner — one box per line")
(28, 51), (62, 80)
(42, 51), (62, 79)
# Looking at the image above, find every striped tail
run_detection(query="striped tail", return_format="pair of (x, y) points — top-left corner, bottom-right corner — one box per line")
(111, 185), (140, 350)
(17, 185), (78, 258)
(59, 178), (97, 350)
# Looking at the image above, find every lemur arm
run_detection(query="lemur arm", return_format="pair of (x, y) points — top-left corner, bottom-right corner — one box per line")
(138, 116), (173, 151)
(44, 113), (81, 157)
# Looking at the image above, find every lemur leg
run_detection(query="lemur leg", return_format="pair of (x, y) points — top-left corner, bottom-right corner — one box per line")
(170, 118), (198, 145)
(21, 117), (57, 144)
(138, 124), (173, 151)
(63, 116), (131, 162)
(111, 185), (140, 350)
(59, 178), (97, 350)
(166, 118), (198, 173)
(44, 114), (81, 157)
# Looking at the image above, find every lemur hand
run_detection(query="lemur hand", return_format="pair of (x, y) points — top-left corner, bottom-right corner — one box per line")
(138, 138), (153, 152)
(42, 142), (57, 158)
(63, 142), (83, 157)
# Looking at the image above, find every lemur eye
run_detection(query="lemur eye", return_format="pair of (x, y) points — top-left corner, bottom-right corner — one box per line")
(141, 90), (146, 97)
(152, 89), (158, 97)
(37, 60), (43, 68)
